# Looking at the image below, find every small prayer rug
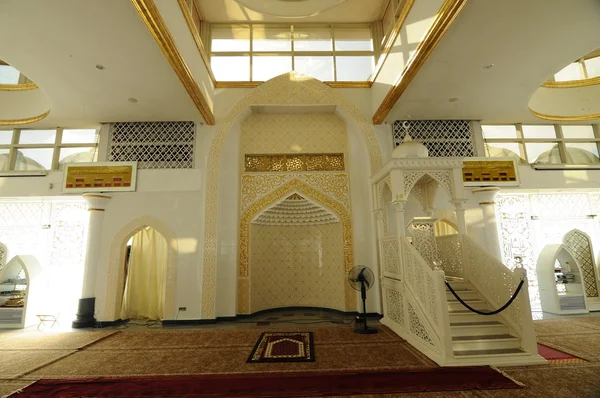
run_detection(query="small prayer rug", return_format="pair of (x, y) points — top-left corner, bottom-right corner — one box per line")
(537, 343), (586, 364)
(247, 332), (314, 363)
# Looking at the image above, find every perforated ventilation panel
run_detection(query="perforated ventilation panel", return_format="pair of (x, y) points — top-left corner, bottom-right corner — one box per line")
(108, 122), (195, 169)
(393, 120), (475, 158)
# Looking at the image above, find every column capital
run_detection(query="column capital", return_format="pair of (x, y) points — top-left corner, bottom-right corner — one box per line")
(450, 199), (468, 210)
(392, 199), (408, 212)
(83, 194), (111, 211)
(472, 187), (501, 205)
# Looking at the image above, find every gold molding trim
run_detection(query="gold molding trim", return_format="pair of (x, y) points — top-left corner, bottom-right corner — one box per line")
(372, 0), (467, 125)
(130, 0), (216, 125)
(542, 76), (600, 89)
(214, 81), (372, 89)
(529, 108), (600, 122)
(0, 109), (50, 126)
(0, 82), (38, 91)
(177, 0), (217, 86)
(370, 0), (415, 83)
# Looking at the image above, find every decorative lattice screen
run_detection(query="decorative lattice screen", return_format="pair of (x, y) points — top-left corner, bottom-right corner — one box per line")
(392, 120), (475, 158)
(108, 121), (195, 169)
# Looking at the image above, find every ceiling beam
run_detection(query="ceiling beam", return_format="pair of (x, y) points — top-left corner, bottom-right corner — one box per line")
(372, 0), (467, 125)
(130, 0), (216, 125)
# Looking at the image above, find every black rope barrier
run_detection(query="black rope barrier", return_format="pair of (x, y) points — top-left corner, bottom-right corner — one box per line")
(445, 279), (525, 316)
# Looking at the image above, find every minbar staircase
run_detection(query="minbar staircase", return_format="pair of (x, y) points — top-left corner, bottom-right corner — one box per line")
(446, 278), (539, 366)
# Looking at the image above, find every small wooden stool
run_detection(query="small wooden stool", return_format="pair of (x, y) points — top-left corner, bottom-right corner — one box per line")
(36, 314), (59, 330)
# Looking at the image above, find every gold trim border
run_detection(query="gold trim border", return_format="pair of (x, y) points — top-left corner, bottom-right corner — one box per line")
(529, 108), (600, 122)
(0, 82), (38, 91)
(542, 76), (600, 89)
(0, 109), (50, 126)
(130, 0), (216, 125)
(370, 0), (415, 83)
(177, 0), (217, 86)
(372, 0), (467, 124)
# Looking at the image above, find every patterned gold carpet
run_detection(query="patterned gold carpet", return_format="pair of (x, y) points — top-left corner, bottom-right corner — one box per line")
(1, 318), (600, 397)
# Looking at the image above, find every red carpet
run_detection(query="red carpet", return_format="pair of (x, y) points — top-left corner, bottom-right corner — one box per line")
(537, 343), (586, 364)
(16, 367), (521, 397)
(247, 331), (315, 363)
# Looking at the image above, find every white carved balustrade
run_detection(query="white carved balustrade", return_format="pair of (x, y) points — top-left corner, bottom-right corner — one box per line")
(399, 237), (453, 360)
(461, 235), (537, 354)
(435, 234), (464, 277)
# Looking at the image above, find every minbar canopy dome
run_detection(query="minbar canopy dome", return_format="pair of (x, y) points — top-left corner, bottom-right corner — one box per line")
(392, 133), (429, 158)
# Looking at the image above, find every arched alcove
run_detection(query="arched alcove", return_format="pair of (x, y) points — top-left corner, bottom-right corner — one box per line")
(104, 216), (177, 321)
(201, 72), (383, 318)
(245, 192), (347, 313)
(238, 180), (356, 314)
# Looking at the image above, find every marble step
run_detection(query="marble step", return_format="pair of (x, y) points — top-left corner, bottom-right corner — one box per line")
(449, 311), (500, 323)
(448, 300), (489, 312)
(450, 320), (509, 337)
(453, 347), (527, 358)
(446, 290), (480, 301)
(452, 334), (521, 351)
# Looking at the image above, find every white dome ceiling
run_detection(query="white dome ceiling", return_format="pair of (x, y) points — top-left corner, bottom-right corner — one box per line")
(253, 193), (339, 226)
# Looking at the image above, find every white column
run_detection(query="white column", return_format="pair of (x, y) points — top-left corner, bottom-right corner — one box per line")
(72, 193), (111, 328)
(472, 187), (502, 260)
(451, 199), (468, 235)
(392, 200), (408, 237)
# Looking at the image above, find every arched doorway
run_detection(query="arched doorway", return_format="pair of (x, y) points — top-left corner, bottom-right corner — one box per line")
(120, 226), (168, 320)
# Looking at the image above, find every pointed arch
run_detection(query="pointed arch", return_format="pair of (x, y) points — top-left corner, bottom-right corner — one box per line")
(239, 179), (353, 277)
(201, 72), (382, 318)
(563, 229), (599, 298)
(104, 216), (178, 320)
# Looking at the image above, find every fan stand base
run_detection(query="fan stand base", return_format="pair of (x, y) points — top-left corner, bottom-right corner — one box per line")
(354, 326), (378, 334)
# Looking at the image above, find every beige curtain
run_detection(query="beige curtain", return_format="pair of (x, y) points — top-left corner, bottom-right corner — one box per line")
(120, 228), (168, 320)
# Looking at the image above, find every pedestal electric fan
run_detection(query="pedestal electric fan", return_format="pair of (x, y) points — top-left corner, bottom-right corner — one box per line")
(348, 265), (378, 334)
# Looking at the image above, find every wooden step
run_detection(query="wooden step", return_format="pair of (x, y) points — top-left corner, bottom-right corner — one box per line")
(452, 334), (521, 351)
(450, 321), (509, 337)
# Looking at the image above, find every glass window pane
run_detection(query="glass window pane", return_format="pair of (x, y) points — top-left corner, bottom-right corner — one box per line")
(14, 148), (53, 170)
(522, 125), (557, 139)
(0, 65), (20, 84)
(62, 129), (97, 144)
(481, 125), (518, 139)
(211, 56), (250, 81)
(252, 56), (292, 81)
(526, 142), (562, 164)
(59, 147), (96, 169)
(253, 26), (291, 51)
(565, 143), (600, 163)
(293, 28), (333, 51)
(334, 28), (373, 51)
(554, 62), (583, 82)
(294, 56), (334, 81)
(211, 25), (250, 52)
(0, 148), (9, 171)
(561, 125), (595, 138)
(0, 130), (13, 145)
(335, 56), (374, 81)
(18, 129), (56, 144)
(584, 57), (600, 79)
(484, 142), (525, 163)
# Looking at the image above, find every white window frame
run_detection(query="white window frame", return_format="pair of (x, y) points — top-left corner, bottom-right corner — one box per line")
(482, 123), (600, 165)
(0, 128), (99, 172)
